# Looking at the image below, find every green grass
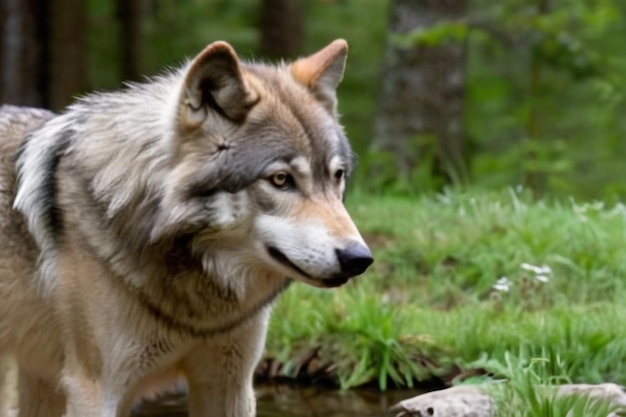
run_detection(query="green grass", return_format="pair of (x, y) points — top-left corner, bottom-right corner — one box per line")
(486, 352), (626, 416)
(264, 187), (626, 391)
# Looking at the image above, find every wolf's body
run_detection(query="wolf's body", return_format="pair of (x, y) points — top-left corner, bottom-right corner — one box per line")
(0, 40), (372, 417)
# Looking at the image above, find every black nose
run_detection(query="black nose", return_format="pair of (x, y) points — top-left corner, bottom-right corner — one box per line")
(335, 243), (374, 278)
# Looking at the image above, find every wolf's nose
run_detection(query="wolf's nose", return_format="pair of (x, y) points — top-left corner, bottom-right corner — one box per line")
(336, 243), (374, 278)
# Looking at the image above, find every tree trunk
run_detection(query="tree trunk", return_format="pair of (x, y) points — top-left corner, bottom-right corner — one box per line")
(117, 0), (144, 82)
(371, 0), (467, 186)
(46, 0), (88, 110)
(524, 0), (550, 195)
(0, 0), (47, 107)
(259, 0), (304, 59)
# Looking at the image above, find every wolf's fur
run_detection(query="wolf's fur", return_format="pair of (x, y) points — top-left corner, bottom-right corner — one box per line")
(0, 40), (372, 417)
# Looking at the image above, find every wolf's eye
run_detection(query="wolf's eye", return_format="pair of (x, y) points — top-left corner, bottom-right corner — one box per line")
(334, 169), (345, 182)
(269, 171), (294, 190)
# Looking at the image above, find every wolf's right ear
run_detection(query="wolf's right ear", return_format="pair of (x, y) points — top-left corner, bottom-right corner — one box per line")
(180, 41), (258, 128)
(290, 39), (348, 115)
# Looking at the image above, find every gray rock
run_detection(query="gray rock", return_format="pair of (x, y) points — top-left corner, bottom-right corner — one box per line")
(391, 383), (626, 417)
(391, 385), (493, 417)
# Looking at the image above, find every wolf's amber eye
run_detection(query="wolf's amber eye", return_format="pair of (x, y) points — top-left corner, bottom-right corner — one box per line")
(269, 171), (293, 190)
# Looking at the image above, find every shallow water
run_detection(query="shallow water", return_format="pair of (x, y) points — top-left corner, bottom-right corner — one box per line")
(134, 385), (421, 417)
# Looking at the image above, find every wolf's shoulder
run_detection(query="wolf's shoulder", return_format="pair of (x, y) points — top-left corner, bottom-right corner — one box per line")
(0, 105), (56, 136)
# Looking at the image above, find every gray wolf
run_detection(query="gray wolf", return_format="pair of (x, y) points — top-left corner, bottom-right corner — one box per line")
(0, 39), (372, 416)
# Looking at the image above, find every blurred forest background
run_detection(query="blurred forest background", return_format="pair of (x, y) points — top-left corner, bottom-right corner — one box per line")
(2, 0), (626, 200)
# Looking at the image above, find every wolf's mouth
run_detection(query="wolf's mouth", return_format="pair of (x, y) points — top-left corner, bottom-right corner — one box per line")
(266, 246), (350, 288)
(315, 275), (350, 288)
(267, 246), (312, 279)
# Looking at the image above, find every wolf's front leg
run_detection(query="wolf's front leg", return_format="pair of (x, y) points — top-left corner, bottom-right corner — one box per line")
(182, 307), (272, 417)
(61, 372), (135, 417)
(61, 374), (108, 417)
(60, 350), (136, 417)
(17, 368), (65, 417)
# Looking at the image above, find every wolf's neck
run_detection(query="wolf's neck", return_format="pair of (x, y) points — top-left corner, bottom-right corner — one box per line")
(119, 242), (291, 338)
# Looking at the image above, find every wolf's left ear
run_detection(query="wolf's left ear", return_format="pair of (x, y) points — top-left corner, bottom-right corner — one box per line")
(180, 41), (258, 128)
(290, 39), (348, 115)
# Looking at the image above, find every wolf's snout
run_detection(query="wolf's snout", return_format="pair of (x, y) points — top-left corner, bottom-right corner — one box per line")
(335, 243), (374, 278)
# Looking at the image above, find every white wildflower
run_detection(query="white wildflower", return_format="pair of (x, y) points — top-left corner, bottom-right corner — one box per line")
(521, 263), (552, 275)
(493, 277), (511, 292)
(537, 265), (552, 274)
(521, 262), (538, 272)
(535, 275), (550, 283)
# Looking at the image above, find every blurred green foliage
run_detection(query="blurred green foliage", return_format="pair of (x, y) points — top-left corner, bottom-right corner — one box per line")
(86, 0), (626, 200)
(464, 0), (626, 199)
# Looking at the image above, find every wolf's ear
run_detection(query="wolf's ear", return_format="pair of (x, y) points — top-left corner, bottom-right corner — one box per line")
(290, 39), (348, 115)
(180, 41), (257, 128)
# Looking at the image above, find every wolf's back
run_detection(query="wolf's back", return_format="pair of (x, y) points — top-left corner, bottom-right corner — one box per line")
(0, 105), (55, 142)
(0, 106), (56, 217)
(0, 105), (55, 262)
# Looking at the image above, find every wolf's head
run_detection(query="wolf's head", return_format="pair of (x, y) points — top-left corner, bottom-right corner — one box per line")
(152, 40), (373, 288)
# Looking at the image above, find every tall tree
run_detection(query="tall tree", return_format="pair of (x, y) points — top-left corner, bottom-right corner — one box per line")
(116, 0), (144, 82)
(371, 0), (468, 186)
(0, 0), (47, 107)
(0, 0), (88, 110)
(46, 0), (88, 110)
(259, 0), (304, 59)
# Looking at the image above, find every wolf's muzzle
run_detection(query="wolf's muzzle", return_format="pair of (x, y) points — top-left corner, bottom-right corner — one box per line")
(335, 243), (374, 278)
